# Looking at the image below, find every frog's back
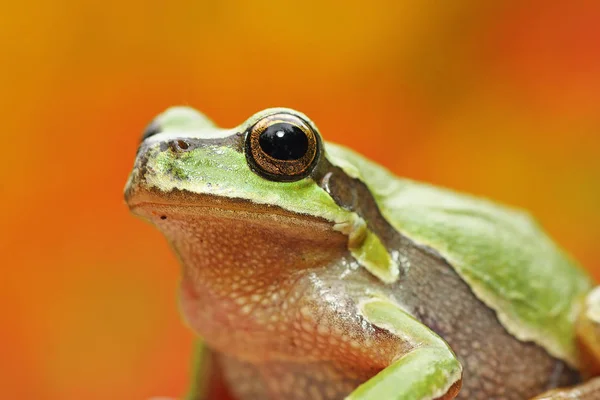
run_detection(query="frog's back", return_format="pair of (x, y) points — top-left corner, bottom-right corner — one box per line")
(325, 142), (593, 368)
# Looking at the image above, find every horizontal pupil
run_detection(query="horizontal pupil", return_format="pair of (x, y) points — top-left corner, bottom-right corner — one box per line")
(258, 123), (309, 161)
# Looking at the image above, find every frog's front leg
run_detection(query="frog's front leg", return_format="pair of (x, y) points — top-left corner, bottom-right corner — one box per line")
(348, 297), (462, 400)
(530, 287), (600, 399)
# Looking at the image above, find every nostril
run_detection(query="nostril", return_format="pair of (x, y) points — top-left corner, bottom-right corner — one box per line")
(177, 140), (189, 150)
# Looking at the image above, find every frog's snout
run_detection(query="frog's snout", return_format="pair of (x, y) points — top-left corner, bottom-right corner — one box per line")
(126, 136), (194, 203)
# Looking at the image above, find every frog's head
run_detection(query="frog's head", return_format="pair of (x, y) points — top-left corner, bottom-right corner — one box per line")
(125, 106), (397, 341)
(125, 106), (355, 229)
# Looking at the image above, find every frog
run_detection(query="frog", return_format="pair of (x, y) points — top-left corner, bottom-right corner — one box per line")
(125, 106), (600, 400)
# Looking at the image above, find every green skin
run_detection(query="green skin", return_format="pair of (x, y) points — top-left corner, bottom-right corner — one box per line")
(125, 107), (599, 400)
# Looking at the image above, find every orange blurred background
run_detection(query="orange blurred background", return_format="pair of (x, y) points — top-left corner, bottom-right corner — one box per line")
(2, 1), (599, 399)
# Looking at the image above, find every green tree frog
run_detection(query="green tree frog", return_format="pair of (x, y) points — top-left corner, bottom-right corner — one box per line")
(125, 107), (600, 399)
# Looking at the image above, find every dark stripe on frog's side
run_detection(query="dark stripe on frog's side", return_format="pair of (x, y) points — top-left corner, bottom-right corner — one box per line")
(311, 158), (443, 264)
(313, 159), (580, 399)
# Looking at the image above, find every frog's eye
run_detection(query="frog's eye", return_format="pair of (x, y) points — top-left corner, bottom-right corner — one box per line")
(245, 113), (320, 181)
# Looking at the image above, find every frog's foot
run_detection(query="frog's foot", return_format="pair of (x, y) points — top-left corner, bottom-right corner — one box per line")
(530, 376), (600, 399)
(346, 297), (463, 400)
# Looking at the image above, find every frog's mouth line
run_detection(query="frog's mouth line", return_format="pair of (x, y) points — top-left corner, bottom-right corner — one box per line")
(126, 187), (338, 234)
